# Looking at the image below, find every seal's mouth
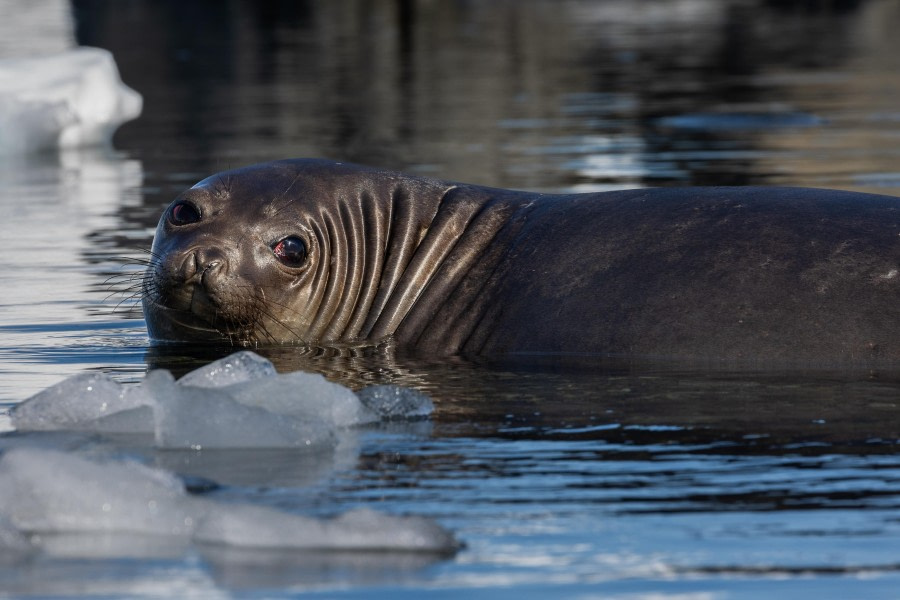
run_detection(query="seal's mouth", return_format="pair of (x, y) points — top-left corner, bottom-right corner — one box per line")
(142, 257), (309, 346)
(142, 279), (292, 346)
(142, 296), (234, 342)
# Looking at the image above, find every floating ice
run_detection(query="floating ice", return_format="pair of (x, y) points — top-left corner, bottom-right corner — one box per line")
(10, 352), (434, 449)
(147, 370), (335, 450)
(175, 351), (375, 427)
(0, 448), (194, 536)
(225, 371), (378, 427)
(0, 47), (142, 155)
(176, 351), (277, 388)
(10, 372), (151, 432)
(356, 385), (434, 420)
(0, 448), (459, 553)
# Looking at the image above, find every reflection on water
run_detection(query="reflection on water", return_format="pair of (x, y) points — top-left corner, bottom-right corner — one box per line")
(145, 344), (900, 450)
(0, 150), (148, 402)
(70, 0), (900, 194)
(1, 0), (900, 597)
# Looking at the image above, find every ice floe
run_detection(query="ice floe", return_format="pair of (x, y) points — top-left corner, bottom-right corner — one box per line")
(10, 351), (432, 448)
(10, 372), (151, 432)
(176, 350), (277, 388)
(0, 47), (142, 155)
(0, 448), (459, 553)
(356, 384), (434, 420)
(0, 448), (194, 536)
(148, 370), (336, 450)
(0, 356), (457, 557)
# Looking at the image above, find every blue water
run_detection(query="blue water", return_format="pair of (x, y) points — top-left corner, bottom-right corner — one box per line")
(2, 1), (900, 597)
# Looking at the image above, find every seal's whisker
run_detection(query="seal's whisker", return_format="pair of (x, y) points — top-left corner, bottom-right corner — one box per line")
(271, 173), (303, 216)
(101, 272), (146, 291)
(258, 309), (303, 341)
(248, 296), (305, 342)
(256, 321), (278, 345)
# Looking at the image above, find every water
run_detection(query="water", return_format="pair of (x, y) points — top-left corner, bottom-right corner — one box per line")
(2, 0), (900, 597)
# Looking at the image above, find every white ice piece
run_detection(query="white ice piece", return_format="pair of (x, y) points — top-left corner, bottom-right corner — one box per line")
(9, 352), (433, 445)
(10, 372), (151, 432)
(0, 448), (194, 536)
(0, 47), (142, 155)
(145, 370), (336, 450)
(177, 351), (278, 388)
(224, 371), (379, 427)
(356, 384), (434, 420)
(0, 448), (459, 553)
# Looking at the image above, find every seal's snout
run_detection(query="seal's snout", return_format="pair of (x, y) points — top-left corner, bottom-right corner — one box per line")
(195, 247), (227, 283)
(178, 247), (227, 285)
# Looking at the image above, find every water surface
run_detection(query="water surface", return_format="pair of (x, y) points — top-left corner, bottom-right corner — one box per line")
(1, 1), (899, 597)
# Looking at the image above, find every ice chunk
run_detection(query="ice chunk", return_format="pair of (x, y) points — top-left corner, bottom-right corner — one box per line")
(10, 352), (433, 444)
(0, 449), (459, 555)
(0, 448), (195, 536)
(195, 505), (459, 553)
(10, 372), (150, 432)
(177, 351), (277, 388)
(224, 371), (378, 427)
(0, 47), (142, 155)
(82, 405), (156, 435)
(145, 370), (335, 450)
(356, 385), (434, 420)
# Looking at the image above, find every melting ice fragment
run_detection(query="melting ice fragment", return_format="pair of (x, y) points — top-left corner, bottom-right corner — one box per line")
(0, 449), (459, 554)
(0, 448), (193, 536)
(224, 371), (379, 427)
(177, 351), (277, 388)
(9, 352), (434, 446)
(146, 370), (335, 450)
(356, 385), (434, 420)
(10, 372), (152, 432)
(0, 47), (142, 155)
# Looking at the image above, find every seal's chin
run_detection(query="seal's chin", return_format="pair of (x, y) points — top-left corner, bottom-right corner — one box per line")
(142, 291), (305, 347)
(142, 298), (233, 343)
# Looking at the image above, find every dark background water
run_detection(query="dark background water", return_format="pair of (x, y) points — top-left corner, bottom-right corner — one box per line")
(1, 0), (899, 597)
(73, 0), (900, 191)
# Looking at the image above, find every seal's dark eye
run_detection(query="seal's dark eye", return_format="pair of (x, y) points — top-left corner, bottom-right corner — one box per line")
(272, 236), (307, 267)
(169, 201), (201, 226)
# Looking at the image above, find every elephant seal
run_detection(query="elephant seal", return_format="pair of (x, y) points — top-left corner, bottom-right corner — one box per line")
(143, 158), (900, 362)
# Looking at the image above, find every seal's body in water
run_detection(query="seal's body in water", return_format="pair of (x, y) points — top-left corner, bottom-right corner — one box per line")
(143, 158), (900, 362)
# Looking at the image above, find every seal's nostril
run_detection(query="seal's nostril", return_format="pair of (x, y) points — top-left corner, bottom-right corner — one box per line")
(196, 248), (226, 269)
(181, 248), (228, 285)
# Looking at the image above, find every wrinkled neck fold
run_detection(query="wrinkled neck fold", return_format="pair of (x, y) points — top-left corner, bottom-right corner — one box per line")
(302, 177), (530, 348)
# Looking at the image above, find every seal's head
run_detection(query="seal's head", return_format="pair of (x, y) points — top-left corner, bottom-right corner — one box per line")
(143, 161), (322, 345)
(142, 158), (464, 348)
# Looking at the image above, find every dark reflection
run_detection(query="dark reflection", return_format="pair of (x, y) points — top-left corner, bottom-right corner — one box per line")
(145, 342), (900, 454)
(71, 0), (897, 193)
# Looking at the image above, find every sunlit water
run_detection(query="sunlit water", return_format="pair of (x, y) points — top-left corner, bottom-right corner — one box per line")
(1, 1), (900, 597)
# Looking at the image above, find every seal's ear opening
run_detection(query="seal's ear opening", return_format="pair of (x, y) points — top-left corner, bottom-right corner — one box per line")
(271, 236), (308, 268)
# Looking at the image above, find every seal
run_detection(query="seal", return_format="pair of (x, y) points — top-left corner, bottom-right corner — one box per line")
(143, 158), (900, 362)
